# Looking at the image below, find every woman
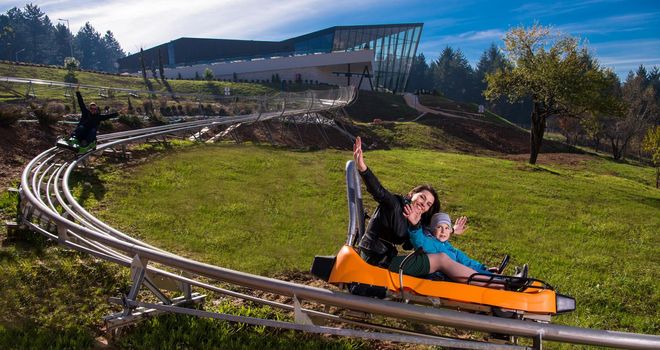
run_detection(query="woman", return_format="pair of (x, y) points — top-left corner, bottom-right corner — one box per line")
(353, 136), (439, 276)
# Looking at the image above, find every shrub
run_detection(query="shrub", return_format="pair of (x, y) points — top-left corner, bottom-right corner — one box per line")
(64, 57), (80, 84)
(0, 105), (23, 127)
(32, 104), (60, 126)
(158, 98), (168, 109)
(46, 102), (65, 115)
(184, 102), (197, 116)
(142, 101), (154, 116)
(99, 120), (113, 131)
(118, 114), (143, 128)
(205, 104), (215, 115)
(148, 114), (167, 126)
(127, 96), (134, 114)
(204, 68), (214, 81)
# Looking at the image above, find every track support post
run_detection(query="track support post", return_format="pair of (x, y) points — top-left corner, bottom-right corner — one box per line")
(293, 295), (314, 326)
(533, 333), (543, 350)
(56, 223), (69, 243)
(123, 254), (149, 316)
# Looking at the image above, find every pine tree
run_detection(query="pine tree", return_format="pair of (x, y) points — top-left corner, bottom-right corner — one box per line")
(75, 22), (102, 70)
(101, 30), (124, 71)
(432, 46), (476, 102)
(406, 53), (432, 92)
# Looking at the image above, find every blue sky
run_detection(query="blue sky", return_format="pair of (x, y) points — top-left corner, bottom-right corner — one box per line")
(3, 0), (659, 78)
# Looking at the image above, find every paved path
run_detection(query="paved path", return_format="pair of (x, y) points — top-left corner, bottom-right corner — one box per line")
(403, 93), (470, 121)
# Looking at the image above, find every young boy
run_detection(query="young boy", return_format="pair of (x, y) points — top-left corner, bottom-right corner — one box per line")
(408, 212), (493, 275)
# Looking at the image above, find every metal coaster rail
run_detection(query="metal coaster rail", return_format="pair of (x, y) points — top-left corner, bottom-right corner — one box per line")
(14, 78), (660, 349)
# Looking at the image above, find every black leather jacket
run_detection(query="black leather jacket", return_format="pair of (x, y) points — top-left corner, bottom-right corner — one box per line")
(357, 167), (418, 266)
(75, 91), (118, 129)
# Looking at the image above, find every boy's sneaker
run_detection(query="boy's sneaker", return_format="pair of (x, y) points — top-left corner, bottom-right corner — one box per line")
(513, 264), (528, 279)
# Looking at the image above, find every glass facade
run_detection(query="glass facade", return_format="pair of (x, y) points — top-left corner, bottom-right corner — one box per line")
(293, 32), (334, 53)
(328, 24), (422, 93)
(285, 24), (423, 93)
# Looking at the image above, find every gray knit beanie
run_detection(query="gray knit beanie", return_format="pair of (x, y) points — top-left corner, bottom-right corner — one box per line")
(429, 212), (452, 230)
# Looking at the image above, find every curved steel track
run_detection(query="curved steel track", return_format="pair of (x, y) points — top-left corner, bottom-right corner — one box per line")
(13, 80), (660, 349)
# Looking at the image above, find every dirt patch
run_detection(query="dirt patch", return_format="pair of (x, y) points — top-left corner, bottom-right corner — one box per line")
(418, 114), (581, 156)
(0, 123), (72, 189)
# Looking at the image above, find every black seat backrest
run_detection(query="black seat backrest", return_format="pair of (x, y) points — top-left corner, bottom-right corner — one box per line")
(345, 160), (365, 247)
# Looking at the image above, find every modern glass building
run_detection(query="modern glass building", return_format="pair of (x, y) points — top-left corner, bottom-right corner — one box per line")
(118, 23), (423, 93)
(288, 24), (423, 92)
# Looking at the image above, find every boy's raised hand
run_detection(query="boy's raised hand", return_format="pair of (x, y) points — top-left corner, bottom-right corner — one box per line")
(453, 216), (469, 235)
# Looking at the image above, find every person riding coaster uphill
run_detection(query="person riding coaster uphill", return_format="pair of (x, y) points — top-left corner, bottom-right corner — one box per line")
(58, 84), (121, 154)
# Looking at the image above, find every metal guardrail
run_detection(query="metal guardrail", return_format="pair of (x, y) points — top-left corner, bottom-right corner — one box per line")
(14, 81), (660, 349)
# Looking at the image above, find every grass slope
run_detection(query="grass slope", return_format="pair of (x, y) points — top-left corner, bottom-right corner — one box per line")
(344, 90), (419, 122)
(94, 144), (659, 337)
(0, 62), (275, 103)
(418, 94), (519, 127)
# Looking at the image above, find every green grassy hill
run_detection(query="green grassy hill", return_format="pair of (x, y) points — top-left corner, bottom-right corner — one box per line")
(0, 62), (276, 104)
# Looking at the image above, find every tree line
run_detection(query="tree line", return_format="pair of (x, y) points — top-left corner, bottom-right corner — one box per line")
(0, 4), (125, 72)
(407, 25), (659, 165)
(406, 43), (532, 126)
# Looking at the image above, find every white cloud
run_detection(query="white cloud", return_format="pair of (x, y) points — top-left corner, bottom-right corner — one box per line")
(424, 29), (506, 47)
(417, 29), (504, 64)
(512, 0), (624, 18)
(41, 0), (381, 53)
(557, 12), (660, 36)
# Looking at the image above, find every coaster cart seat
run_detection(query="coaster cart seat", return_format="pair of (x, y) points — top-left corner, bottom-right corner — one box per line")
(56, 136), (97, 155)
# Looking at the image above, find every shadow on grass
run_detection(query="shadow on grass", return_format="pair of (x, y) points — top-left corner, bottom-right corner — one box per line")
(113, 312), (367, 350)
(70, 167), (108, 208)
(0, 227), (51, 255)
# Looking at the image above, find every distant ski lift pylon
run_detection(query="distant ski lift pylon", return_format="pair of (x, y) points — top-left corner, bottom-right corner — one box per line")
(25, 81), (36, 98)
(64, 85), (73, 97)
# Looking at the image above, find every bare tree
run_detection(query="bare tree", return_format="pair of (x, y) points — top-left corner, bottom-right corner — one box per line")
(604, 70), (658, 160)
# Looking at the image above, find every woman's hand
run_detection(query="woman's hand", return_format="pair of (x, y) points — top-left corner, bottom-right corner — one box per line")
(353, 136), (367, 172)
(403, 203), (422, 226)
(453, 216), (469, 235)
